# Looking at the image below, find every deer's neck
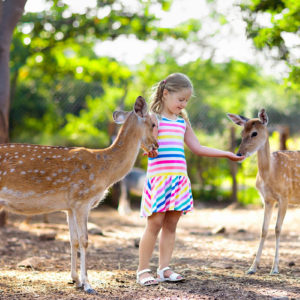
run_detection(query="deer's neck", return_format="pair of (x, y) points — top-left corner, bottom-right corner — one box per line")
(95, 116), (143, 186)
(257, 136), (271, 180)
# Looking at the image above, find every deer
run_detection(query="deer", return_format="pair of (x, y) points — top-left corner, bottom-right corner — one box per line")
(117, 167), (146, 215)
(227, 109), (300, 275)
(0, 96), (158, 294)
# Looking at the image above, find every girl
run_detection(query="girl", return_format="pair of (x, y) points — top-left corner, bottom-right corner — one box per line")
(136, 73), (244, 286)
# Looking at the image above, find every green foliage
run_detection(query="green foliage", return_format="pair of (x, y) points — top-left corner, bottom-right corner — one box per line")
(237, 187), (261, 206)
(8, 0), (300, 206)
(60, 86), (126, 147)
(240, 0), (300, 87)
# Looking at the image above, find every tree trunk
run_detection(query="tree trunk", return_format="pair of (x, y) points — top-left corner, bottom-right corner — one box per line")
(0, 0), (27, 227)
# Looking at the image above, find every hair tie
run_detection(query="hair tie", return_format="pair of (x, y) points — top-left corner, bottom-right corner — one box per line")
(163, 80), (166, 84)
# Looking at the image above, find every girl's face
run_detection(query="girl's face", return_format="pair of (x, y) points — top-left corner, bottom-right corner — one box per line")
(162, 88), (192, 118)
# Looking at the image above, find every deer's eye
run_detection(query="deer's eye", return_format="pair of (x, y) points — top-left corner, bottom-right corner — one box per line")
(251, 132), (257, 138)
(152, 123), (156, 128)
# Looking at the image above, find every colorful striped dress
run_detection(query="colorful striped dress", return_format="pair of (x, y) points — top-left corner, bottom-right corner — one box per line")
(140, 115), (193, 217)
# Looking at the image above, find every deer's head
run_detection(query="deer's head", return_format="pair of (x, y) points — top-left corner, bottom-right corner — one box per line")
(227, 109), (269, 158)
(113, 96), (158, 152)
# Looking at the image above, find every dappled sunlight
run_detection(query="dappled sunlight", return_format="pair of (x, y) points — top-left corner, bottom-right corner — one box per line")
(1, 206), (300, 298)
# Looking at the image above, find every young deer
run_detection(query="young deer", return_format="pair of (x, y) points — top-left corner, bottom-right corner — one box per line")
(227, 109), (300, 275)
(0, 96), (158, 294)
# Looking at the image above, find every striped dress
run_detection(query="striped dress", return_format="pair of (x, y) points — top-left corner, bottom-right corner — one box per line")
(140, 115), (193, 217)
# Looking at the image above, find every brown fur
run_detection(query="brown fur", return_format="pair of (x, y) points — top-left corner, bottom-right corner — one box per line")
(228, 109), (300, 275)
(0, 96), (158, 294)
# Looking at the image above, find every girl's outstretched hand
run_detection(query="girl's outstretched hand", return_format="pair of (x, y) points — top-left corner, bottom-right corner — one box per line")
(227, 152), (245, 161)
(143, 150), (158, 158)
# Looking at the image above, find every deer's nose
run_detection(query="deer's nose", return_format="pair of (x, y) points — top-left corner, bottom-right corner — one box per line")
(236, 153), (242, 156)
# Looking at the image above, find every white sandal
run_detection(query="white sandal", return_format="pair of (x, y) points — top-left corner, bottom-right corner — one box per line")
(157, 266), (184, 282)
(136, 269), (158, 286)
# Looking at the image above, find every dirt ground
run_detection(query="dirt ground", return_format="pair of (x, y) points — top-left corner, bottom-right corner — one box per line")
(1, 202), (300, 300)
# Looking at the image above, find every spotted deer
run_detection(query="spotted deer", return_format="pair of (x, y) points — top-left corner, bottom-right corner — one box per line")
(0, 96), (158, 294)
(227, 109), (300, 275)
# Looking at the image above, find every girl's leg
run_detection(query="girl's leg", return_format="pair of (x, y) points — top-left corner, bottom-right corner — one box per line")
(138, 212), (165, 282)
(158, 211), (182, 279)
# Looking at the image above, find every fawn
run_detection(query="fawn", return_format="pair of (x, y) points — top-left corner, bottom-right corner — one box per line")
(0, 96), (158, 294)
(228, 109), (300, 275)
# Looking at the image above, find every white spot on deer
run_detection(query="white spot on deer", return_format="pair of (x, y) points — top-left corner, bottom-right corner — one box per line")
(10, 169), (15, 173)
(19, 161), (23, 164)
(30, 158), (35, 161)
(21, 171), (26, 175)
(89, 173), (95, 181)
(22, 155), (26, 158)
(10, 145), (15, 148)
(52, 173), (57, 177)
(40, 170), (45, 174)
(3, 171), (6, 176)
(46, 176), (51, 181)
(71, 183), (79, 189)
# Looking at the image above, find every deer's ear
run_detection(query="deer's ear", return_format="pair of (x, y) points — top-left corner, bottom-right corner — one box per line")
(113, 111), (130, 124)
(134, 96), (148, 118)
(258, 109), (268, 125)
(227, 113), (249, 126)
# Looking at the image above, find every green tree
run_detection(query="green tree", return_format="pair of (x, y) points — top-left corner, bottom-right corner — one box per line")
(10, 0), (201, 143)
(0, 0), (27, 227)
(241, 0), (300, 87)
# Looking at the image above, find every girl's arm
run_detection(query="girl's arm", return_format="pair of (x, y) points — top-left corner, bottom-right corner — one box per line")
(184, 122), (244, 161)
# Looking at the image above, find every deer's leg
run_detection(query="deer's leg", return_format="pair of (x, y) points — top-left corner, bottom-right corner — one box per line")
(43, 213), (49, 223)
(67, 210), (80, 286)
(73, 208), (96, 294)
(271, 200), (288, 275)
(118, 180), (131, 215)
(247, 200), (274, 274)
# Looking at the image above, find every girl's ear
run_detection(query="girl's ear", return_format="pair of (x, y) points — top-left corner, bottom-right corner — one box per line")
(162, 88), (169, 99)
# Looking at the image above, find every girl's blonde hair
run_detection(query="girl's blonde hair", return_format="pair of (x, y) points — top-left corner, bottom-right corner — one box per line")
(150, 73), (193, 122)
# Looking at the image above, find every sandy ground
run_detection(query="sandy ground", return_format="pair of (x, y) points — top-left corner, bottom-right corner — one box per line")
(1, 203), (300, 299)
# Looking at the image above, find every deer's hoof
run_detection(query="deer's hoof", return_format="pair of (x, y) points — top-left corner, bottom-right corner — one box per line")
(86, 288), (97, 295)
(270, 270), (279, 275)
(246, 269), (256, 275)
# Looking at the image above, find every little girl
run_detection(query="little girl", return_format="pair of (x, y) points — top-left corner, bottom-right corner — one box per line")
(136, 73), (244, 286)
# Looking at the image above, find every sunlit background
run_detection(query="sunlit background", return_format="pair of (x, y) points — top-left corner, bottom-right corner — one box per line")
(6, 0), (300, 205)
